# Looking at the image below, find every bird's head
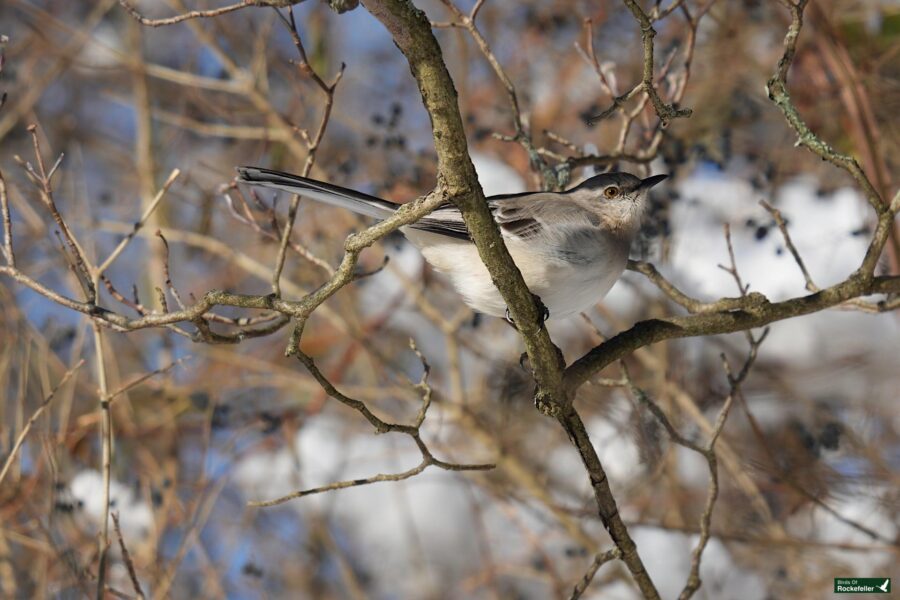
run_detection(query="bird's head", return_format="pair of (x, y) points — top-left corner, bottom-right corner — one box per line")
(568, 171), (667, 234)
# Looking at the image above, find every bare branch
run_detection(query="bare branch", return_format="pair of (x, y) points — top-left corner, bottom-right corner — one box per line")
(107, 357), (190, 406)
(679, 330), (768, 599)
(155, 230), (186, 311)
(409, 338), (433, 428)
(111, 513), (145, 600)
(251, 341), (494, 508)
(249, 460), (431, 507)
(0, 170), (12, 266)
(438, 0), (557, 188)
(568, 548), (621, 600)
(270, 7), (346, 295)
(93, 321), (112, 600)
(717, 223), (749, 296)
(351, 16), (618, 580)
(249, 454), (492, 508)
(96, 169), (180, 276)
(222, 185), (335, 276)
(0, 34), (7, 113)
(117, 0), (299, 27)
(620, 0), (692, 124)
(760, 199), (817, 292)
(20, 126), (95, 301)
(565, 272), (900, 392)
(766, 0), (883, 211)
(627, 260), (768, 314)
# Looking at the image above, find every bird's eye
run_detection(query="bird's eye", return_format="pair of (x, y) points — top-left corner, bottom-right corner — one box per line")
(603, 186), (620, 199)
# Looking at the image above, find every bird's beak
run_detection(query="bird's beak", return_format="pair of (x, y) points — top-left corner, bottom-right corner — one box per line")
(638, 174), (668, 192)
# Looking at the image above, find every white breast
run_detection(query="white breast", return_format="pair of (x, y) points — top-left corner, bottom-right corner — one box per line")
(402, 228), (627, 319)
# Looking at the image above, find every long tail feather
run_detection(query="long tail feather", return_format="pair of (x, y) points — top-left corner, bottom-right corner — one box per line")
(236, 166), (398, 220)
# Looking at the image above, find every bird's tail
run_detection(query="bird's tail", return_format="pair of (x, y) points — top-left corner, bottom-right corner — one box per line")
(236, 166), (398, 220)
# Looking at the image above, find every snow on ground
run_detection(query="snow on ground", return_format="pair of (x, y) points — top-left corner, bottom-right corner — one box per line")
(67, 469), (154, 542)
(236, 414), (483, 598)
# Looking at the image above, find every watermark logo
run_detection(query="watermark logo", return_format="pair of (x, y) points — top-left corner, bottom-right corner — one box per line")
(834, 578), (891, 594)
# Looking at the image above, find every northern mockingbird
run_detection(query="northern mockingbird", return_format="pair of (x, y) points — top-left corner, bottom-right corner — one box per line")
(237, 166), (666, 320)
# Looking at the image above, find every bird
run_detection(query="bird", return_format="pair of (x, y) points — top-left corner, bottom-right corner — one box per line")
(236, 166), (666, 321)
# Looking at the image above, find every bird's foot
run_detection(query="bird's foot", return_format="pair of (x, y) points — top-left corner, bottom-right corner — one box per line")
(504, 294), (550, 329)
(518, 351), (530, 371)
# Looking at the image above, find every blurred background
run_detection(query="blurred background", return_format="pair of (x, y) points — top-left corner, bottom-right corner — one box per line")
(0, 0), (898, 598)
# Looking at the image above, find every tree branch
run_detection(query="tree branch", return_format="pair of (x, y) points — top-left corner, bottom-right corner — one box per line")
(621, 0), (692, 124)
(116, 0), (302, 27)
(565, 272), (899, 392)
(765, 0), (883, 211)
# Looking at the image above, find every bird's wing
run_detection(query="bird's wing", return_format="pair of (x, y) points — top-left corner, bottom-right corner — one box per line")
(410, 192), (599, 242)
(489, 194), (599, 242)
(408, 193), (541, 240)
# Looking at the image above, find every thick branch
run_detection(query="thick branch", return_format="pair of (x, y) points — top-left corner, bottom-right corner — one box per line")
(565, 274), (900, 391)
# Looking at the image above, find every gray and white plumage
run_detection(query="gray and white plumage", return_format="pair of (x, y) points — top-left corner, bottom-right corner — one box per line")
(237, 166), (666, 319)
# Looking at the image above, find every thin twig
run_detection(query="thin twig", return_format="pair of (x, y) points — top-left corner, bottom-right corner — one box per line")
(251, 343), (493, 508)
(222, 185), (334, 275)
(568, 548), (621, 600)
(766, 0), (884, 212)
(93, 322), (112, 600)
(111, 512), (145, 600)
(717, 223), (749, 296)
(107, 357), (190, 405)
(155, 230), (186, 311)
(270, 7), (344, 296)
(0, 34), (7, 113)
(0, 170), (12, 266)
(117, 0), (283, 27)
(617, 1), (692, 124)
(96, 169), (180, 276)
(249, 460), (430, 507)
(627, 260), (768, 314)
(409, 339), (433, 428)
(759, 199), (817, 292)
(438, 0), (557, 188)
(679, 329), (768, 600)
(20, 127), (95, 301)
(579, 3), (703, 176)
